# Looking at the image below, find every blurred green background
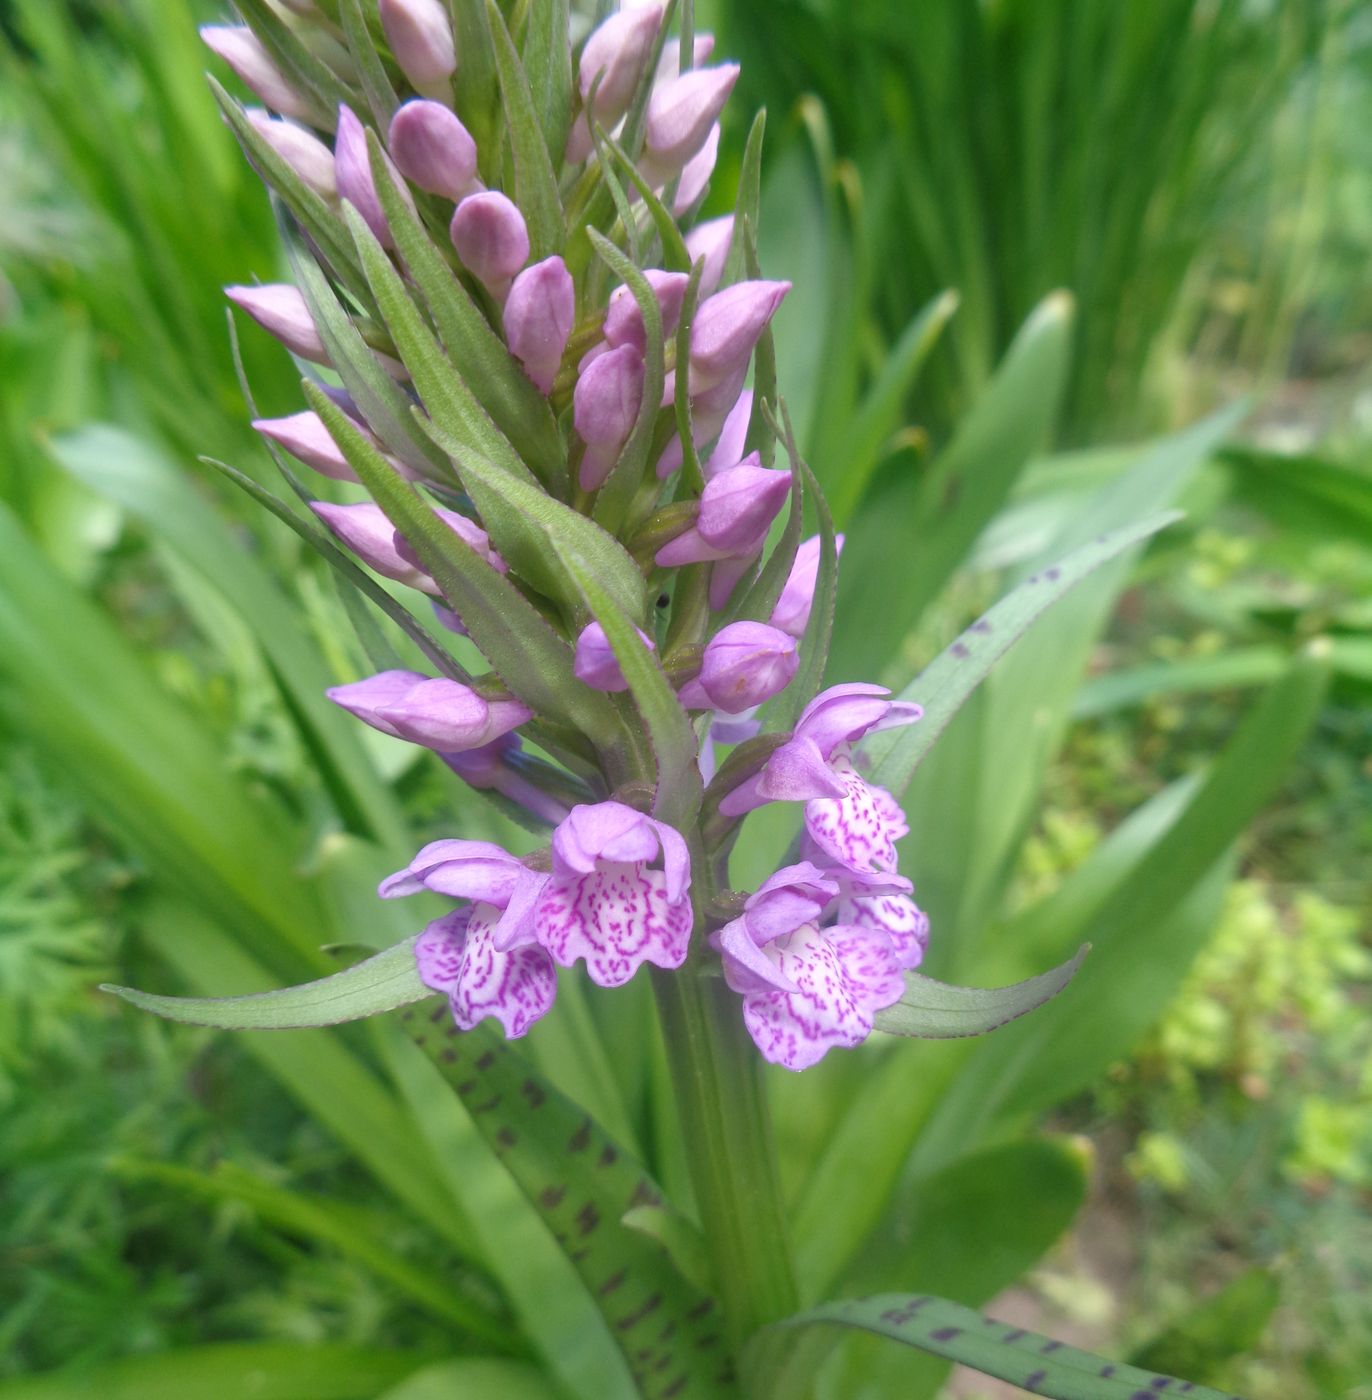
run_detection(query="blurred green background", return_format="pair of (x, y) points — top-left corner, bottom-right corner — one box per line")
(0, 1), (1369, 1397)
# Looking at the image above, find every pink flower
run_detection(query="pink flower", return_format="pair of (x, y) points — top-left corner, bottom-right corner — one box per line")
(534, 802), (692, 987)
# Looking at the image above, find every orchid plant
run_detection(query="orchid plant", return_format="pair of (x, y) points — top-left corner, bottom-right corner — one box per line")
(103, 2), (1242, 1396)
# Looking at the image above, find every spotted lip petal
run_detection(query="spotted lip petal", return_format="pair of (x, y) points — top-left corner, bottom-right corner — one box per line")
(838, 892), (929, 970)
(804, 753), (907, 874)
(416, 907), (556, 1039)
(736, 923), (905, 1071)
(535, 861), (691, 987)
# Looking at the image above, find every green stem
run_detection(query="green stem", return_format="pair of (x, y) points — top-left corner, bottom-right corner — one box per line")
(651, 960), (799, 1367)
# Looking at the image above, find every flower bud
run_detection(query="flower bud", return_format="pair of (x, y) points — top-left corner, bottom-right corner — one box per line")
(574, 343), (644, 491)
(681, 622), (798, 713)
(379, 0), (457, 89)
(706, 388), (753, 476)
(245, 110), (337, 200)
(449, 191), (529, 293)
(770, 534), (845, 638)
(310, 502), (437, 592)
(393, 504), (507, 577)
(690, 280), (790, 396)
(655, 458), (790, 567)
(254, 411), (355, 480)
(655, 33), (716, 81)
(200, 26), (322, 125)
(674, 121), (719, 213)
(227, 284), (328, 363)
(604, 269), (690, 352)
(685, 215), (734, 298)
(579, 5), (665, 124)
(641, 64), (739, 183)
(503, 256), (575, 394)
(335, 105), (393, 247)
(388, 100), (479, 199)
(573, 621), (655, 692)
(330, 673), (531, 750)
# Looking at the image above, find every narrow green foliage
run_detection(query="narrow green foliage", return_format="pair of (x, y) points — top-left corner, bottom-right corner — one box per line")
(340, 0), (401, 130)
(485, 0), (564, 260)
(754, 1294), (1238, 1400)
(875, 945), (1087, 1039)
(400, 1008), (740, 1399)
(522, 0), (573, 172)
(673, 260), (708, 494)
(867, 510), (1183, 800)
(724, 112), (767, 290)
(236, 0), (352, 120)
(103, 936), (428, 1029)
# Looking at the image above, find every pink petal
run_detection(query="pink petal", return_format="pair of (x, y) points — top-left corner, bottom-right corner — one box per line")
(839, 893), (929, 970)
(803, 755), (906, 873)
(738, 923), (904, 1071)
(416, 907), (556, 1039)
(535, 862), (691, 987)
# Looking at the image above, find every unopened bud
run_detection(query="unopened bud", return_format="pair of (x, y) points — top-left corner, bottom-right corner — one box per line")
(706, 388), (753, 475)
(604, 269), (690, 351)
(328, 672), (531, 750)
(388, 100), (479, 199)
(770, 534), (844, 638)
(573, 621), (655, 692)
(641, 64), (739, 183)
(690, 279), (790, 396)
(674, 121), (719, 213)
(379, 0), (457, 89)
(335, 105), (396, 247)
(684, 214), (734, 298)
(392, 504), (507, 577)
(246, 110), (337, 199)
(201, 26), (323, 125)
(574, 343), (644, 490)
(579, 5), (665, 124)
(503, 256), (575, 394)
(655, 457), (790, 566)
(681, 621), (798, 713)
(228, 284), (328, 363)
(655, 33), (716, 81)
(449, 191), (529, 293)
(310, 502), (437, 592)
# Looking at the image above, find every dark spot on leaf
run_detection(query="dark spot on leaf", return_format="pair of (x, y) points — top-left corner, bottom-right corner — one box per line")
(1003, 1328), (1027, 1343)
(539, 1184), (566, 1211)
(457, 1079), (477, 1095)
(496, 1126), (516, 1149)
(660, 1376), (688, 1398)
(1101, 1366), (1116, 1377)
(577, 1203), (601, 1236)
(971, 618), (991, 633)
(568, 1119), (592, 1152)
(686, 1298), (715, 1321)
(444, 1023), (460, 1039)
(931, 1327), (962, 1342)
(428, 1004), (448, 1024)
(630, 1179), (661, 1207)
(400, 1010), (414, 1022)
(520, 1078), (546, 1108)
(599, 1268), (627, 1296)
(569, 1246), (589, 1262)
(1041, 1340), (1062, 1353)
(618, 1294), (662, 1330)
(598, 1143), (618, 1168)
(652, 1354), (672, 1373)
(1045, 566), (1061, 581)
(656, 1320), (676, 1342)
(1024, 1371), (1046, 1390)
(657, 592), (670, 608)
(440, 1048), (457, 1063)
(1131, 1393), (1156, 1400)
(950, 641), (969, 658)
(1027, 573), (1040, 584)
(695, 1332), (720, 1349)
(473, 1094), (502, 1114)
(1152, 1382), (1172, 1391)
(475, 1050), (496, 1071)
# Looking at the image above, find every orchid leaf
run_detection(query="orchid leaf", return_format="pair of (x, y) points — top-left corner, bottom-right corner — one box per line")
(875, 946), (1088, 1039)
(344, 203), (537, 487)
(486, 0), (563, 260)
(301, 382), (615, 755)
(751, 1294), (1237, 1400)
(103, 936), (428, 1029)
(339, 0), (399, 131)
(522, 0), (573, 167)
(287, 230), (450, 481)
(723, 111), (766, 290)
(867, 509), (1183, 800)
(213, 82), (365, 295)
(368, 133), (566, 489)
(400, 1010), (740, 1399)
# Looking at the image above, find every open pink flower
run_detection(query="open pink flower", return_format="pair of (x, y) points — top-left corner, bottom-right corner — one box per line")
(535, 802), (692, 987)
(713, 863), (906, 1070)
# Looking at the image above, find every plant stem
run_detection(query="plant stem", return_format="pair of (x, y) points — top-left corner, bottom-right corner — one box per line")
(651, 959), (799, 1364)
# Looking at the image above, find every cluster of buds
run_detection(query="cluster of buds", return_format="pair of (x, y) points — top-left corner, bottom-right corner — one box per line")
(204, 0), (926, 1070)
